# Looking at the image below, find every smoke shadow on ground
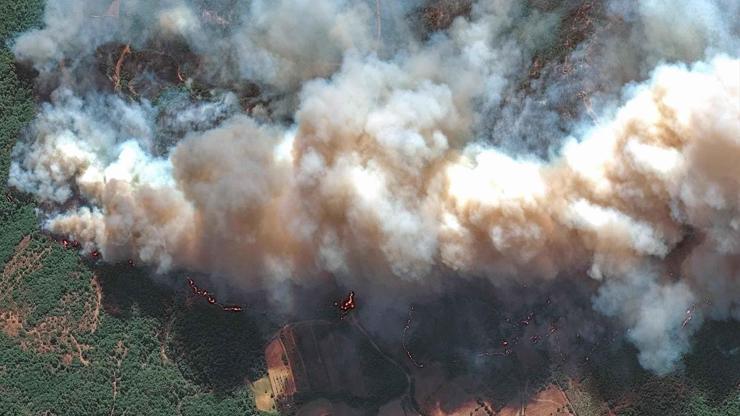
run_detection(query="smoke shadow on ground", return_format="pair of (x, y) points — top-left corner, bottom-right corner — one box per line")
(94, 263), (268, 393)
(169, 302), (265, 392)
(684, 320), (740, 405)
(583, 343), (651, 410)
(574, 320), (740, 415)
(362, 275), (610, 412)
(94, 263), (173, 320)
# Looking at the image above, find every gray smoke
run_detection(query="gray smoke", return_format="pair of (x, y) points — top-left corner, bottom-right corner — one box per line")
(7, 0), (740, 376)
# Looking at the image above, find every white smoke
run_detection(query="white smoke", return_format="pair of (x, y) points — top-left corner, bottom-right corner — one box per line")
(7, 0), (740, 374)
(593, 266), (698, 374)
(9, 90), (158, 203)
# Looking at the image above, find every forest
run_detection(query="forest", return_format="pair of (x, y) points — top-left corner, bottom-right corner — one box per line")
(0, 1), (271, 414)
(1, 1), (739, 415)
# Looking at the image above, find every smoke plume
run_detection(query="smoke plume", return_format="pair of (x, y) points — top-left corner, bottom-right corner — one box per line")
(7, 0), (740, 375)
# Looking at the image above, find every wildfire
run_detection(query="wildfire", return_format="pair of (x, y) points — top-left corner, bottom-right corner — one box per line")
(402, 306), (424, 368)
(682, 299), (712, 329)
(479, 299), (568, 361)
(186, 277), (244, 313)
(333, 291), (357, 319)
(60, 238), (81, 249)
(519, 312), (535, 327)
(478, 338), (514, 358)
(682, 305), (697, 328)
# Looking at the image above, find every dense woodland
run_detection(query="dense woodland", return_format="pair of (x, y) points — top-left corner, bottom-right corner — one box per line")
(0, 2), (270, 415)
(0, 1), (739, 415)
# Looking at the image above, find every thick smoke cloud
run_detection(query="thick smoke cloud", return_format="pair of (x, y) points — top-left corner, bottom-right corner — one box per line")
(7, 0), (740, 375)
(593, 266), (698, 374)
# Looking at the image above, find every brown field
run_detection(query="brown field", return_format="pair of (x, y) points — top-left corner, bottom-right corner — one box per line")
(505, 383), (574, 416)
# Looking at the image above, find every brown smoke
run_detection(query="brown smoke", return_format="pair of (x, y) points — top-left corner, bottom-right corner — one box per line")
(7, 0), (740, 374)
